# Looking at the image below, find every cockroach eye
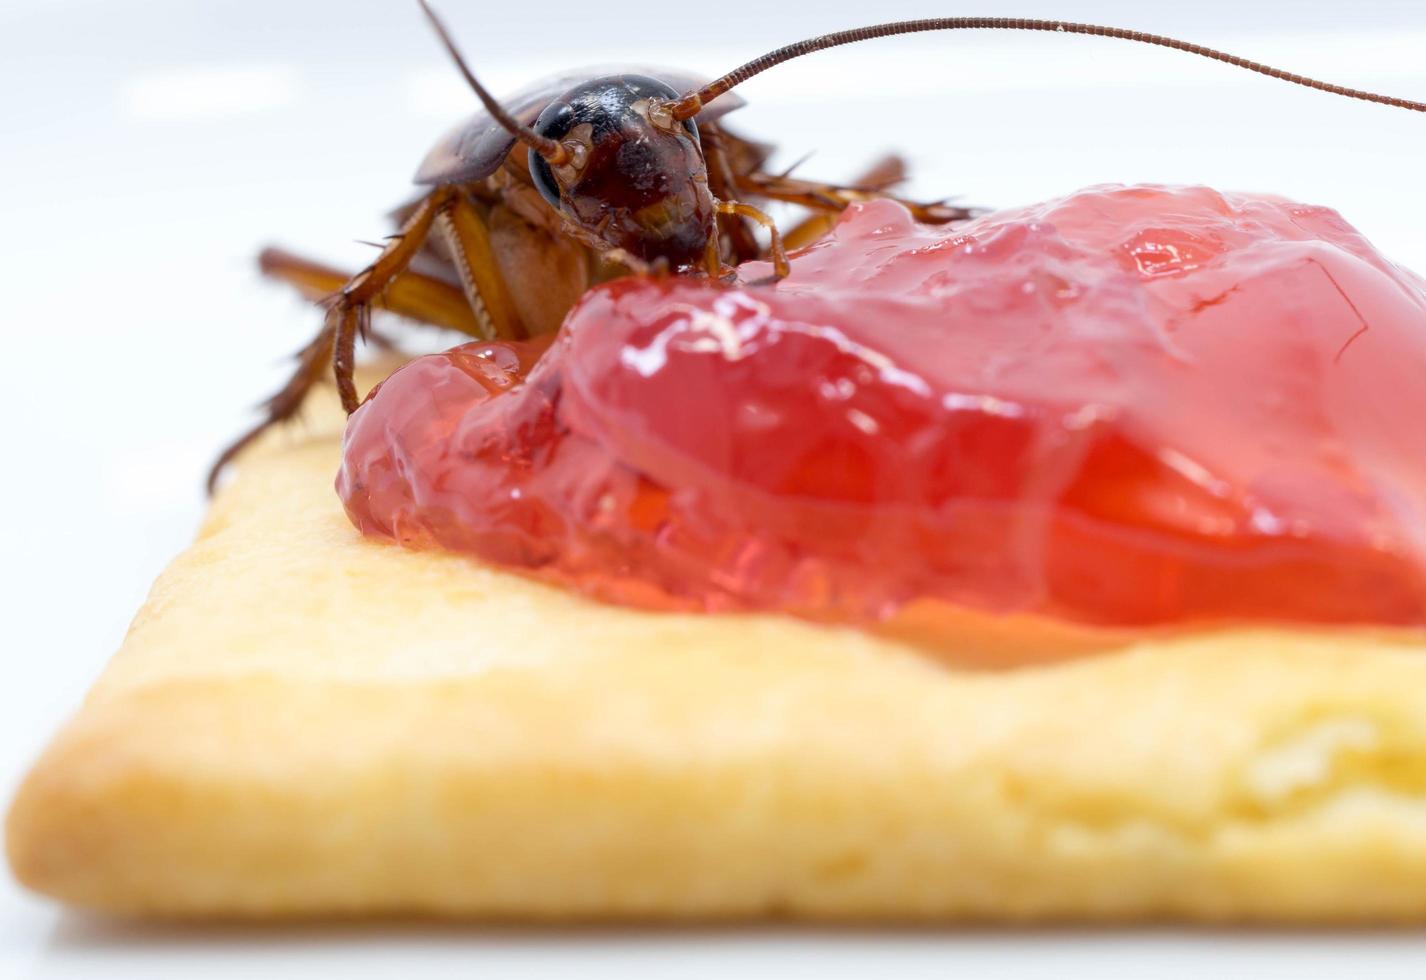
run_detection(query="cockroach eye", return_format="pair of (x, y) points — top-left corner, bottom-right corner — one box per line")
(529, 150), (561, 209)
(529, 99), (576, 209)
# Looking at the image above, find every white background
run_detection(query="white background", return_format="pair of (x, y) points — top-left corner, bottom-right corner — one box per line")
(4, 0), (1426, 976)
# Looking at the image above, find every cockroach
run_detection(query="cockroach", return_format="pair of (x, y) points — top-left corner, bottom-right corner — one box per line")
(208, 5), (1425, 491)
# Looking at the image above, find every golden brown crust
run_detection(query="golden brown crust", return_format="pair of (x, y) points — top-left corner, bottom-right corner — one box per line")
(10, 371), (1426, 921)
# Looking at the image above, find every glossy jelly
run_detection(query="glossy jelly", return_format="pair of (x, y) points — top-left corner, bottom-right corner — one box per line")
(338, 185), (1426, 629)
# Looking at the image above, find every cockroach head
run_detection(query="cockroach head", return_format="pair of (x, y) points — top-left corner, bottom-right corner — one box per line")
(529, 75), (716, 266)
(418, 1), (715, 265)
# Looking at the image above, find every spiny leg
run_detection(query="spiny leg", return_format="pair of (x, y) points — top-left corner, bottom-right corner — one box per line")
(745, 168), (977, 228)
(845, 154), (909, 192)
(716, 200), (789, 280)
(702, 129), (763, 264)
(780, 156), (908, 250)
(258, 246), (484, 337)
(205, 322), (336, 494)
(209, 187), (456, 492)
(327, 187), (457, 411)
(706, 129), (943, 254)
(330, 301), (364, 412)
(435, 193), (527, 340)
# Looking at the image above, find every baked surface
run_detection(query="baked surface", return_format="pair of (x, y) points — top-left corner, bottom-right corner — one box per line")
(10, 372), (1426, 921)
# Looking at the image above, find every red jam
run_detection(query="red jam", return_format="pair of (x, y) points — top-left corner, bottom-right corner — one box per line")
(339, 185), (1426, 630)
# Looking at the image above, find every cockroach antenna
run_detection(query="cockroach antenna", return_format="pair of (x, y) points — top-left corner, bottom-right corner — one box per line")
(417, 0), (571, 164)
(666, 18), (1426, 120)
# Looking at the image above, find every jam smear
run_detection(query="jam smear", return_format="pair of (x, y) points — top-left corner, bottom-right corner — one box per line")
(339, 184), (1426, 629)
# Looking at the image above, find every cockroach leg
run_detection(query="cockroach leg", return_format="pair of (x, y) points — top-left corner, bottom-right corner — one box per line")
(436, 193), (527, 340)
(258, 247), (484, 337)
(778, 157), (911, 251)
(716, 200), (788, 280)
(205, 322), (336, 494)
(702, 236), (724, 278)
(209, 188), (456, 491)
(847, 154), (909, 193)
(331, 301), (363, 412)
(745, 169), (977, 226)
(321, 187), (460, 413)
(702, 131), (762, 264)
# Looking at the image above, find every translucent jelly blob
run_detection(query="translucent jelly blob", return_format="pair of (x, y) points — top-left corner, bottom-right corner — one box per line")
(338, 185), (1426, 630)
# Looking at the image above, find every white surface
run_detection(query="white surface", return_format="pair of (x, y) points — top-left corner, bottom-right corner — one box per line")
(4, 0), (1426, 975)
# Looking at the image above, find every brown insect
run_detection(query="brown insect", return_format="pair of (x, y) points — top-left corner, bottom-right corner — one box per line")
(209, 6), (1426, 491)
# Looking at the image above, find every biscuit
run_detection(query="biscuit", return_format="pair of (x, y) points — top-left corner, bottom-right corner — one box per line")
(10, 370), (1426, 921)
